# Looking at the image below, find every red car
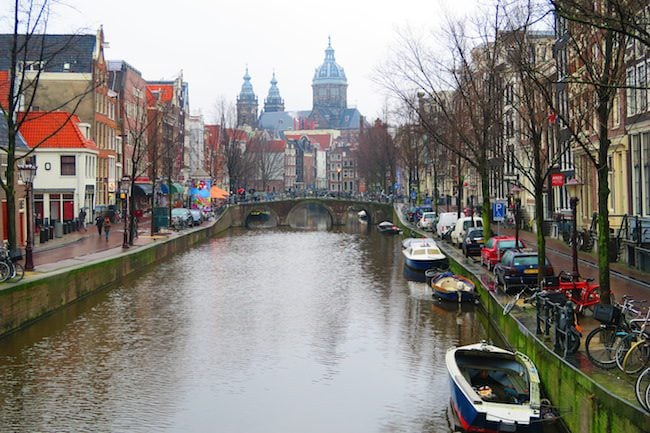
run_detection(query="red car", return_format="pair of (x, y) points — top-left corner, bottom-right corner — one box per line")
(480, 236), (526, 271)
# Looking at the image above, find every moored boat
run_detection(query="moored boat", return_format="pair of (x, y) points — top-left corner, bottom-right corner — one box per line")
(377, 221), (401, 235)
(430, 271), (476, 303)
(401, 238), (448, 272)
(446, 342), (543, 433)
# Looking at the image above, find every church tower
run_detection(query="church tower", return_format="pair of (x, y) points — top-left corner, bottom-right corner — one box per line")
(311, 37), (348, 129)
(263, 72), (285, 113)
(236, 67), (258, 127)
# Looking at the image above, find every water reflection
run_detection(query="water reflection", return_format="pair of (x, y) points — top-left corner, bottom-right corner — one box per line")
(0, 222), (492, 433)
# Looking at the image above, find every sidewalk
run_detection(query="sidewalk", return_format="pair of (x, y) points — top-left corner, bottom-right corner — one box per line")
(27, 216), (170, 274)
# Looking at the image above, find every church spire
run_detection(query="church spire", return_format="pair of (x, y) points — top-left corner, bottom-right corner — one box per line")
(236, 65), (258, 127)
(264, 71), (285, 113)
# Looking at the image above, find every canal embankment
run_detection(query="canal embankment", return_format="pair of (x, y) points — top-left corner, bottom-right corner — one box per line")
(395, 208), (649, 433)
(0, 210), (234, 338)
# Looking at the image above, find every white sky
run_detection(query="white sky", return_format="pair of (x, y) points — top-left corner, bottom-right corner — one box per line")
(29, 0), (481, 123)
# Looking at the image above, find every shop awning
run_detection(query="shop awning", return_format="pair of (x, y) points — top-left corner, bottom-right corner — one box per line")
(210, 186), (229, 199)
(160, 182), (184, 194)
(133, 182), (153, 196)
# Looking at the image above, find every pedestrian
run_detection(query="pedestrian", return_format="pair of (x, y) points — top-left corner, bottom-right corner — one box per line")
(103, 216), (111, 241)
(79, 208), (87, 231)
(95, 215), (103, 236)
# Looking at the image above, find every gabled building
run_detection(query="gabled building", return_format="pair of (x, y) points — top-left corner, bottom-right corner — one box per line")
(18, 111), (98, 226)
(0, 27), (119, 208)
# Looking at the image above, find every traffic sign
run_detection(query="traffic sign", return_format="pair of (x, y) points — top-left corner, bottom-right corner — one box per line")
(493, 200), (507, 222)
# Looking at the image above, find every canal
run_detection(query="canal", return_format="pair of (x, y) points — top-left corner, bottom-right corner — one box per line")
(1, 214), (504, 432)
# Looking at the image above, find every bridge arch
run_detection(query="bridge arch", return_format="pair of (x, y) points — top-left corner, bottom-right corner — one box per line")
(233, 199), (393, 228)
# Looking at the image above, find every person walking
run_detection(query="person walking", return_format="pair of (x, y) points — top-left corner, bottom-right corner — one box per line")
(79, 208), (87, 231)
(103, 216), (111, 241)
(95, 215), (104, 236)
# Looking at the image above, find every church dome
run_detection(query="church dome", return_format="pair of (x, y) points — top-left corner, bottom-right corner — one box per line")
(312, 38), (347, 85)
(238, 67), (256, 102)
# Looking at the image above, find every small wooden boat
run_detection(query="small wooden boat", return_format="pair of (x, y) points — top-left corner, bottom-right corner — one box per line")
(430, 271), (476, 303)
(446, 342), (543, 433)
(377, 221), (401, 235)
(357, 210), (368, 221)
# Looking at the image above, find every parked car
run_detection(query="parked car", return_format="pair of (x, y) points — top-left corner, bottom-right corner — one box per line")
(493, 250), (554, 294)
(480, 236), (527, 271)
(189, 209), (203, 226)
(436, 211), (464, 238)
(417, 212), (438, 231)
(450, 216), (483, 247)
(414, 206), (433, 224)
(171, 207), (192, 229)
(461, 226), (485, 257)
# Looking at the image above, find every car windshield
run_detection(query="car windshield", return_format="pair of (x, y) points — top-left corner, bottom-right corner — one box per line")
(498, 240), (523, 249)
(513, 255), (545, 266)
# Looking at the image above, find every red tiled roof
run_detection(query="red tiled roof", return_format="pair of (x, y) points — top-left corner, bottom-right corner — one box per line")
(0, 70), (9, 110)
(285, 133), (332, 150)
(18, 111), (98, 150)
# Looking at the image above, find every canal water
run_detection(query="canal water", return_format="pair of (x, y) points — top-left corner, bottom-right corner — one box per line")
(0, 214), (496, 432)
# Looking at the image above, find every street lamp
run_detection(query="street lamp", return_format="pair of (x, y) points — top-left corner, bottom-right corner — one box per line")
(120, 176), (131, 249)
(565, 177), (582, 278)
(336, 167), (341, 197)
(18, 163), (37, 271)
(510, 184), (522, 250)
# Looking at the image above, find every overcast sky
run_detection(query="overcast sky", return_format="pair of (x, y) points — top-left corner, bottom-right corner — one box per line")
(17, 0), (481, 123)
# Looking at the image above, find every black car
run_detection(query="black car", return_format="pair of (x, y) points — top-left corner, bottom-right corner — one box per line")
(461, 227), (484, 257)
(493, 250), (554, 294)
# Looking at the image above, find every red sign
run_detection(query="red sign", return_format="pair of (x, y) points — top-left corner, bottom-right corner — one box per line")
(551, 173), (565, 187)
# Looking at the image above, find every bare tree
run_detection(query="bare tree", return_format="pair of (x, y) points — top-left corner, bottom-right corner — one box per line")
(376, 9), (506, 237)
(1, 0), (96, 253)
(356, 118), (397, 196)
(247, 131), (284, 193)
(551, 0), (650, 46)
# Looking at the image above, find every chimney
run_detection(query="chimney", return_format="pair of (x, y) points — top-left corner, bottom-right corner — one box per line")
(78, 122), (91, 139)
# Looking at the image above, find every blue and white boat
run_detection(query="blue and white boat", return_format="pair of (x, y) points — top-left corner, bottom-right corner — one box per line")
(446, 342), (543, 433)
(430, 271), (476, 303)
(401, 238), (448, 272)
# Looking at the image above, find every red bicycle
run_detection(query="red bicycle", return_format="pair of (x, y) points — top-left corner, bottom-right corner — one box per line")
(542, 270), (601, 315)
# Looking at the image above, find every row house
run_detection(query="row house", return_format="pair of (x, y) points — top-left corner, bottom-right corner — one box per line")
(328, 138), (358, 196)
(1, 29), (119, 212)
(18, 112), (98, 228)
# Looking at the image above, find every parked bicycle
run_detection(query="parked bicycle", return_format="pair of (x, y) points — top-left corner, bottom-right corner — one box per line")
(635, 366), (650, 413)
(614, 306), (650, 374)
(0, 244), (25, 283)
(541, 271), (601, 315)
(584, 296), (645, 369)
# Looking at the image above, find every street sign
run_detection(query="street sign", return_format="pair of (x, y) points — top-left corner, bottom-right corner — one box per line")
(410, 190), (417, 200)
(493, 200), (507, 222)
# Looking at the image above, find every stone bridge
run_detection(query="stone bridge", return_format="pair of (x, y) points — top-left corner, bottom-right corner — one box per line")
(229, 198), (394, 228)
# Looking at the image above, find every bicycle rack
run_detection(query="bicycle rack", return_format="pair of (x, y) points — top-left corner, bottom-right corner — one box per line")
(535, 293), (579, 357)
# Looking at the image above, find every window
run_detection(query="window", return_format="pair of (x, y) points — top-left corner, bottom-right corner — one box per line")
(61, 155), (76, 175)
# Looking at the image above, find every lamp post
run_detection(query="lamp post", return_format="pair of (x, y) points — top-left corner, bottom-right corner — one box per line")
(336, 167), (341, 197)
(18, 163), (37, 271)
(565, 177), (582, 278)
(510, 184), (522, 250)
(120, 176), (130, 249)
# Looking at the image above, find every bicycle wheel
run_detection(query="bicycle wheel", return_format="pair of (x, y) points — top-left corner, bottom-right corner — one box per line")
(622, 339), (650, 374)
(614, 334), (635, 371)
(503, 296), (518, 315)
(8, 262), (24, 282)
(635, 367), (650, 412)
(585, 327), (625, 369)
(0, 261), (11, 282)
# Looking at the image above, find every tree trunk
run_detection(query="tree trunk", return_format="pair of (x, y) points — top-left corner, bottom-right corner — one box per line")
(597, 103), (612, 304)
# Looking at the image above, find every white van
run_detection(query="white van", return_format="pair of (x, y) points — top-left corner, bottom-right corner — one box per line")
(450, 216), (483, 247)
(436, 212), (464, 238)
